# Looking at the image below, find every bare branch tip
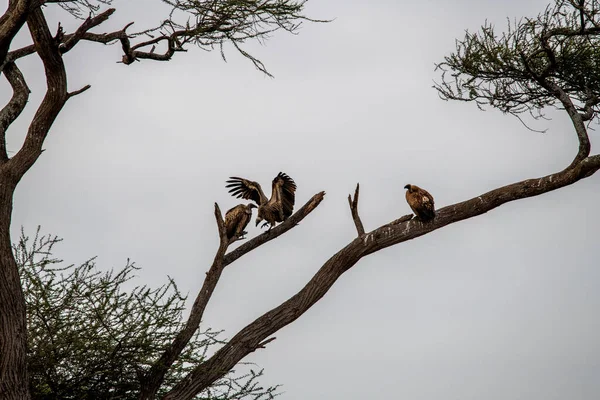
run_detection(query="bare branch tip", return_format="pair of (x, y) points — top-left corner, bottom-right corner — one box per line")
(66, 84), (91, 98)
(352, 183), (360, 207)
(214, 203), (226, 238)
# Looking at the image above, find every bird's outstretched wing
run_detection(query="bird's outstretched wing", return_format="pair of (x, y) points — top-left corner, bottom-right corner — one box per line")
(226, 177), (268, 205)
(271, 172), (297, 219)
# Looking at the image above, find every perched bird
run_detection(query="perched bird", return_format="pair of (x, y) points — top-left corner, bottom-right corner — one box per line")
(226, 172), (297, 231)
(224, 203), (257, 241)
(404, 184), (435, 221)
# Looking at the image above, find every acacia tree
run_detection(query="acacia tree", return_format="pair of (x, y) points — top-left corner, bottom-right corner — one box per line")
(1, 0), (600, 399)
(17, 228), (278, 400)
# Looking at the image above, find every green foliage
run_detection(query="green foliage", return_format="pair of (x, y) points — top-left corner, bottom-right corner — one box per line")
(435, 0), (600, 122)
(56, 0), (323, 76)
(16, 227), (279, 400)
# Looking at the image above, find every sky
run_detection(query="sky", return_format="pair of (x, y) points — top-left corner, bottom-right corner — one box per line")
(3, 0), (600, 399)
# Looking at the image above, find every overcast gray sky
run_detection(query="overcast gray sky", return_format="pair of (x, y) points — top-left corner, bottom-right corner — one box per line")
(4, 0), (600, 399)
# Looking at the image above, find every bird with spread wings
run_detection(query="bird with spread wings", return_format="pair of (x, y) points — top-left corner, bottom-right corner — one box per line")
(226, 172), (297, 231)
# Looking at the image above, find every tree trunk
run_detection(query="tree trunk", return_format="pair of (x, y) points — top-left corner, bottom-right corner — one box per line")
(0, 172), (30, 399)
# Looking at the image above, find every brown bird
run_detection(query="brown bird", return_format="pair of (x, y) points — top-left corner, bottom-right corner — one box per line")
(224, 203), (257, 240)
(226, 172), (297, 231)
(404, 184), (435, 221)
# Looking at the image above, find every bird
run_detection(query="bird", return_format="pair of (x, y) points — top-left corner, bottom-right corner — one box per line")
(404, 184), (435, 221)
(224, 203), (257, 241)
(226, 172), (297, 231)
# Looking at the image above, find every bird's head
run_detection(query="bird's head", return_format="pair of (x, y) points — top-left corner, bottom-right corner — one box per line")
(404, 184), (412, 192)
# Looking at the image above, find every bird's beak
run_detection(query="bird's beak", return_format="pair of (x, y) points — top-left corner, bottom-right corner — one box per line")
(404, 184), (410, 190)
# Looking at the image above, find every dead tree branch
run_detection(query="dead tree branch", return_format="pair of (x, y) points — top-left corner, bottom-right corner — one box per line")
(66, 84), (91, 99)
(139, 203), (230, 399)
(223, 191), (326, 267)
(5, 0), (324, 74)
(163, 152), (600, 400)
(141, 194), (325, 399)
(3, 8), (116, 67)
(347, 183), (365, 236)
(59, 8), (116, 53)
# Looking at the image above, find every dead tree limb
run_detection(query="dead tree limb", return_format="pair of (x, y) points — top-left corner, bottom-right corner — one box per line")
(347, 183), (365, 236)
(139, 203), (229, 399)
(140, 194), (325, 399)
(163, 152), (600, 400)
(223, 191), (326, 267)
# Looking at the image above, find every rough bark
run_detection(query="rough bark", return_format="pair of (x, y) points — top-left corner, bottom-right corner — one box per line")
(0, 173), (29, 399)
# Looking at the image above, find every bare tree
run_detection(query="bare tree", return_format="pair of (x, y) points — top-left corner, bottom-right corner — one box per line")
(1, 0), (600, 399)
